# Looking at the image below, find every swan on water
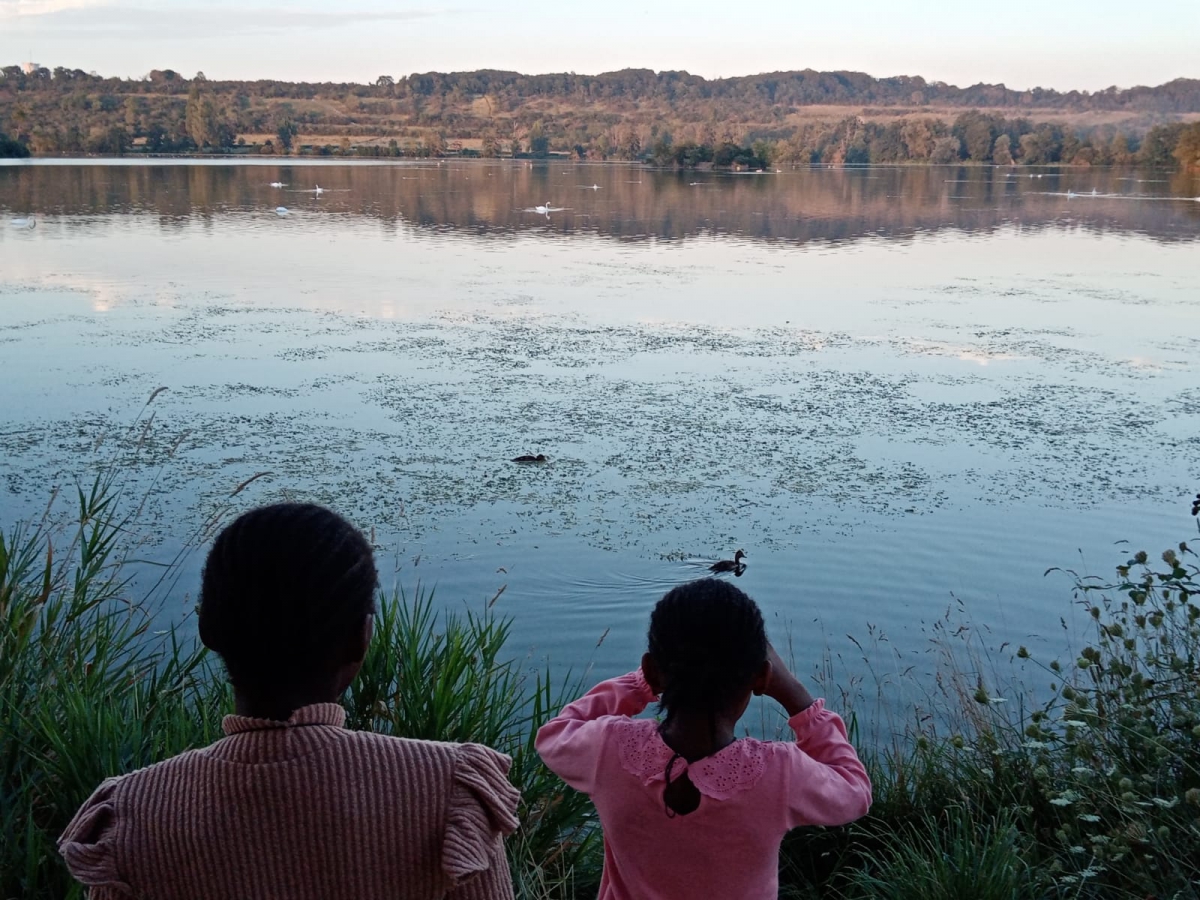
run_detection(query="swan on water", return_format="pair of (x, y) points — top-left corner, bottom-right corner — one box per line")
(275, 206), (289, 216)
(290, 184), (348, 195)
(520, 202), (569, 217)
(9, 216), (35, 229)
(269, 182), (287, 188)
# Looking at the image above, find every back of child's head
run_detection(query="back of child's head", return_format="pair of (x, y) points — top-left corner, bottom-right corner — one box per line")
(647, 578), (767, 722)
(198, 502), (378, 698)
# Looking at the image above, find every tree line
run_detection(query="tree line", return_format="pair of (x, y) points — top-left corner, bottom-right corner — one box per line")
(13, 64), (1196, 111)
(1, 63), (1198, 169)
(722, 113), (1200, 169)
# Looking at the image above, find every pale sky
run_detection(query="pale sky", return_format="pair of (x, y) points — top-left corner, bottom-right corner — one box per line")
(2, 0), (1197, 92)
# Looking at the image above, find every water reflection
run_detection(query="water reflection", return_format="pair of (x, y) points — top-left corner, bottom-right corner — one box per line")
(2, 160), (1197, 245)
(1, 159), (1198, 687)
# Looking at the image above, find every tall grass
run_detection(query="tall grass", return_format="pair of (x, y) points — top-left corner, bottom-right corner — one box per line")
(0, 476), (221, 900)
(0, 479), (600, 900)
(847, 807), (1037, 900)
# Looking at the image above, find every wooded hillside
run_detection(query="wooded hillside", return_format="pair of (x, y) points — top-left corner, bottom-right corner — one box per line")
(2, 64), (1198, 166)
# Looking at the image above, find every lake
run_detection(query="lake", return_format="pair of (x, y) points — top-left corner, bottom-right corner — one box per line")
(2, 159), (1198, 706)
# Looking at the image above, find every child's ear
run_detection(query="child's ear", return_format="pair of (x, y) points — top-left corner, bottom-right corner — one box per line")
(342, 613), (374, 665)
(641, 652), (664, 695)
(751, 658), (771, 696)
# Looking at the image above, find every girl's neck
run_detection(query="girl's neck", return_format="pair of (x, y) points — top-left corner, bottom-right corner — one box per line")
(233, 686), (338, 722)
(659, 711), (739, 763)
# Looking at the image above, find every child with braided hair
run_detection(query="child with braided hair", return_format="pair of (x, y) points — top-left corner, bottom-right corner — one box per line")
(535, 578), (870, 900)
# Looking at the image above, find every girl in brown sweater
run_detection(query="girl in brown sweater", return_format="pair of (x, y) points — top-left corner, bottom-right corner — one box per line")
(59, 503), (520, 900)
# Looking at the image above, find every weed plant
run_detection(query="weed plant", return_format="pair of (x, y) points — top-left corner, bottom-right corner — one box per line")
(1015, 540), (1200, 897)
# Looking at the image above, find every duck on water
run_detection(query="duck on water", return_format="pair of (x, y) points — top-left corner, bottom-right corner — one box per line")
(512, 454), (548, 463)
(709, 549), (746, 573)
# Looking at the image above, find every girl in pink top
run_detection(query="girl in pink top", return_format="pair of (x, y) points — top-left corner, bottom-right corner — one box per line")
(535, 578), (871, 900)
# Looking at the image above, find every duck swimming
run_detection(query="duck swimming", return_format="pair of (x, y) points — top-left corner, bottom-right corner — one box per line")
(709, 549), (746, 573)
(512, 454), (547, 463)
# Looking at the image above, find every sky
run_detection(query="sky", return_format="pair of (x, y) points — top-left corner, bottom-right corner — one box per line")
(2, 0), (1197, 92)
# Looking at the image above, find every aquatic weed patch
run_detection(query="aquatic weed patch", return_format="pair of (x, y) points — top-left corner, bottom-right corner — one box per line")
(3, 302), (1197, 563)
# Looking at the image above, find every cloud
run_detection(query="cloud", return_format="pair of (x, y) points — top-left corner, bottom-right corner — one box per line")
(0, 0), (109, 17)
(1, 2), (453, 34)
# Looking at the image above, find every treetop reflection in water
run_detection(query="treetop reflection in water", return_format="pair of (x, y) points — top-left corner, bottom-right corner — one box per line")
(1, 160), (1198, 245)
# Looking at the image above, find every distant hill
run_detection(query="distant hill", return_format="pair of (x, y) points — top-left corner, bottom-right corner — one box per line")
(2, 64), (1199, 164)
(392, 68), (1200, 113)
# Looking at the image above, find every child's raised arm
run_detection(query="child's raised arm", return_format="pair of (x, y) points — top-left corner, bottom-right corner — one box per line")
(776, 700), (873, 827)
(762, 644), (873, 827)
(534, 669), (658, 793)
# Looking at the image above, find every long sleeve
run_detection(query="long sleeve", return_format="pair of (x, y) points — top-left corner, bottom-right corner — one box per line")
(443, 837), (514, 900)
(774, 699), (872, 828)
(441, 743), (520, 897)
(534, 669), (658, 793)
(59, 778), (132, 896)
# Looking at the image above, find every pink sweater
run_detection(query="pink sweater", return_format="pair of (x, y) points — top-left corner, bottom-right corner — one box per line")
(59, 703), (520, 900)
(535, 670), (871, 900)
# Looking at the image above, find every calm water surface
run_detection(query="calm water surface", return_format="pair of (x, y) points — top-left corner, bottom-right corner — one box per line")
(2, 160), (1198, 705)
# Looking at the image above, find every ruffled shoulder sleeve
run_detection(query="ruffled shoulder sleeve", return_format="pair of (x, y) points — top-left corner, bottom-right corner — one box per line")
(58, 777), (132, 894)
(441, 743), (521, 886)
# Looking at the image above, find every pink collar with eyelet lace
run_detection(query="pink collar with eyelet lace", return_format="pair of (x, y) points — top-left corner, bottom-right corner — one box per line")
(612, 717), (768, 801)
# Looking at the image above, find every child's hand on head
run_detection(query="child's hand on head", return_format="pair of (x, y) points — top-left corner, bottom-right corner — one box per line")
(760, 643), (814, 716)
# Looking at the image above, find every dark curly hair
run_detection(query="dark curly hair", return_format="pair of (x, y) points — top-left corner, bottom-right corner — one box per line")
(647, 578), (768, 727)
(198, 502), (378, 700)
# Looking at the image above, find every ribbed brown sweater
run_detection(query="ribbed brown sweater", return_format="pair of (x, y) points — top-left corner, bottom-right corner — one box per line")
(59, 703), (520, 900)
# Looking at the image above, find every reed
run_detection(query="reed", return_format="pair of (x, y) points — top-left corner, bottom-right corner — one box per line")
(0, 476), (221, 900)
